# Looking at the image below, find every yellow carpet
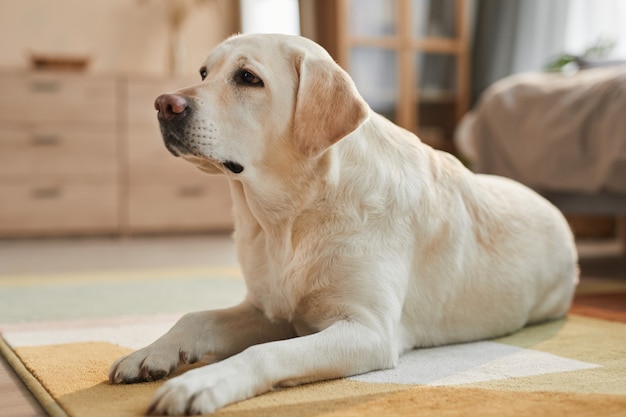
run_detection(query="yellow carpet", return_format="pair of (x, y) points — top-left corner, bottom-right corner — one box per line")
(2, 314), (626, 417)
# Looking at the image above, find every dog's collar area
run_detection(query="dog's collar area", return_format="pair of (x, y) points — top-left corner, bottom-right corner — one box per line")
(224, 161), (244, 174)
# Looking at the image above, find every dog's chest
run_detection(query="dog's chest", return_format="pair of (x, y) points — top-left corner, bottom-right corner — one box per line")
(241, 244), (322, 324)
(256, 263), (307, 321)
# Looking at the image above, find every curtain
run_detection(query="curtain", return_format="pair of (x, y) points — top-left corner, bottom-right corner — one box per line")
(471, 0), (569, 104)
(471, 0), (626, 105)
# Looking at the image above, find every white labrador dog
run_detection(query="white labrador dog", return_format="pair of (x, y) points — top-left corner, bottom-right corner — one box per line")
(109, 34), (578, 415)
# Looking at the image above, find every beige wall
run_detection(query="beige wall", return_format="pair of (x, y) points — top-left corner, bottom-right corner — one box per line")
(0, 0), (239, 76)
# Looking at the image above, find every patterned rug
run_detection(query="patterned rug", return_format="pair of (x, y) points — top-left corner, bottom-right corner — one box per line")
(1, 266), (625, 417)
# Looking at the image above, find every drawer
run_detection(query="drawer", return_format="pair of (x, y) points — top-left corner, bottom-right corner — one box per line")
(126, 179), (233, 233)
(0, 72), (117, 124)
(0, 182), (119, 236)
(127, 128), (208, 183)
(126, 77), (197, 126)
(0, 124), (117, 179)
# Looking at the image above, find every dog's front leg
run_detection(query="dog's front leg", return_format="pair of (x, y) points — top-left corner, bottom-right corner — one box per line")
(109, 300), (295, 384)
(147, 320), (396, 415)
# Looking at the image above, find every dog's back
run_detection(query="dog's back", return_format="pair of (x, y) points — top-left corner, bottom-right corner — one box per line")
(328, 112), (578, 351)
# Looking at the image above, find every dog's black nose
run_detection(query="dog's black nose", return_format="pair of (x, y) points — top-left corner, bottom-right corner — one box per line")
(155, 94), (188, 121)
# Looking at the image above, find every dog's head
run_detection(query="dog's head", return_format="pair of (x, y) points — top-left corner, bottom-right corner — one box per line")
(155, 34), (369, 178)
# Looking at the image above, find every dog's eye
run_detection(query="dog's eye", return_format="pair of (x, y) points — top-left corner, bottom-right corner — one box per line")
(236, 69), (263, 87)
(200, 67), (207, 81)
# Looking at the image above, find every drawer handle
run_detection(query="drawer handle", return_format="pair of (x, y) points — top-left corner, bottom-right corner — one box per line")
(32, 134), (61, 146)
(32, 187), (62, 199)
(177, 186), (204, 198)
(31, 79), (61, 93)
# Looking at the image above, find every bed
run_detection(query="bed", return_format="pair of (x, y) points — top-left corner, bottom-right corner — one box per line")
(455, 65), (626, 219)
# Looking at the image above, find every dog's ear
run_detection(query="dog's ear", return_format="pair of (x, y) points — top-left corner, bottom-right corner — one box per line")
(293, 55), (369, 158)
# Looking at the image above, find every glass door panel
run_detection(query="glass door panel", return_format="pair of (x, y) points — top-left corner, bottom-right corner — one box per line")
(348, 0), (398, 38)
(411, 0), (456, 39)
(416, 53), (457, 102)
(349, 47), (398, 121)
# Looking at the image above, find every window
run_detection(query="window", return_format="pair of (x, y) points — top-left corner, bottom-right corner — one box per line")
(240, 0), (300, 35)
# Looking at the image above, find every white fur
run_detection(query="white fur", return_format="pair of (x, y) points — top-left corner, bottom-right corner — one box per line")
(109, 34), (578, 415)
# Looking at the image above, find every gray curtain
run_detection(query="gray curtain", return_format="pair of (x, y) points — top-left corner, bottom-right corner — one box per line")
(471, 0), (569, 105)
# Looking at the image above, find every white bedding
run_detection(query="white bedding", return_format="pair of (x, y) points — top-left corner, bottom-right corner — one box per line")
(456, 66), (626, 193)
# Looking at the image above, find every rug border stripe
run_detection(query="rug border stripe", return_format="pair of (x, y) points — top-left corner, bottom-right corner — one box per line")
(0, 265), (243, 288)
(0, 334), (68, 417)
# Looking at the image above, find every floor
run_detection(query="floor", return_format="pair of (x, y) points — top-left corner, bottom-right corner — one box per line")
(0, 235), (624, 417)
(0, 235), (238, 276)
(0, 234), (237, 417)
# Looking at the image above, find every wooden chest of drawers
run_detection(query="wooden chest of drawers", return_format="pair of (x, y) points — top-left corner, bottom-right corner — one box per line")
(0, 71), (233, 237)
(0, 72), (120, 236)
(0, 72), (117, 124)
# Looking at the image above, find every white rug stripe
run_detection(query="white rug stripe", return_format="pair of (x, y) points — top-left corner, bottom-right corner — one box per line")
(350, 341), (599, 385)
(1, 315), (182, 350)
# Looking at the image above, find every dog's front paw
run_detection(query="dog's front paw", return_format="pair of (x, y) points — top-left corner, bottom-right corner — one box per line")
(147, 362), (262, 415)
(109, 347), (181, 384)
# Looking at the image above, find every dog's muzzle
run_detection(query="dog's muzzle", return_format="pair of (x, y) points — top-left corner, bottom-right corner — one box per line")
(154, 93), (245, 174)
